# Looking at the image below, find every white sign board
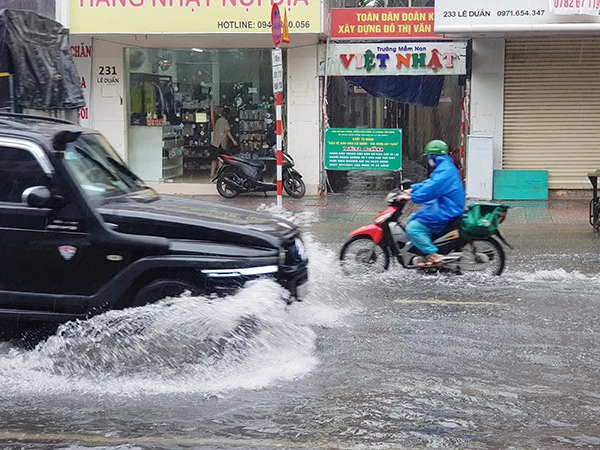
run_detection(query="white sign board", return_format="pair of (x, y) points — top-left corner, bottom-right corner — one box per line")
(466, 135), (494, 200)
(272, 49), (283, 93)
(70, 37), (92, 128)
(549, 0), (600, 16)
(435, 0), (600, 33)
(272, 48), (283, 66)
(272, 65), (283, 93)
(317, 41), (467, 77)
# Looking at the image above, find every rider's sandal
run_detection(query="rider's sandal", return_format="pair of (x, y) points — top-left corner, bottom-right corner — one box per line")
(418, 256), (443, 268)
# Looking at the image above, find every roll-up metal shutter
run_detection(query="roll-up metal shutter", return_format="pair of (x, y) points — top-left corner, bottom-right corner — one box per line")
(504, 38), (600, 189)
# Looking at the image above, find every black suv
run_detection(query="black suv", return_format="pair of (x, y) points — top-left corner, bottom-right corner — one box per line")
(0, 113), (308, 328)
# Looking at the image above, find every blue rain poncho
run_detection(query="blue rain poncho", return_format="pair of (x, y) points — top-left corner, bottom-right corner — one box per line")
(410, 154), (466, 233)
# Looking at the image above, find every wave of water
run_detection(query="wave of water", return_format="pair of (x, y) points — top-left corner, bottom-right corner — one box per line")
(0, 280), (318, 397)
(509, 268), (600, 283)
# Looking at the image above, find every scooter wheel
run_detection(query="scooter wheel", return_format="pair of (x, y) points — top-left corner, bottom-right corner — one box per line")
(458, 238), (505, 276)
(284, 173), (306, 199)
(339, 236), (390, 276)
(216, 172), (240, 198)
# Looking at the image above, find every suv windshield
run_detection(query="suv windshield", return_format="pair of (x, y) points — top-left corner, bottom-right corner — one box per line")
(63, 133), (144, 198)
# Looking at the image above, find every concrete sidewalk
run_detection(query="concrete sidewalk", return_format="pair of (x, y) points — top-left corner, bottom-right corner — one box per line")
(191, 193), (593, 228)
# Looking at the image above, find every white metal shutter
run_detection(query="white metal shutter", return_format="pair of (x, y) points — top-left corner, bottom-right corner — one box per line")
(504, 38), (600, 189)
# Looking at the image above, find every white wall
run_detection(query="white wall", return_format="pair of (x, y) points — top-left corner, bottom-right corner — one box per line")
(90, 38), (127, 160)
(287, 45), (320, 196)
(470, 38), (505, 171)
(128, 126), (163, 181)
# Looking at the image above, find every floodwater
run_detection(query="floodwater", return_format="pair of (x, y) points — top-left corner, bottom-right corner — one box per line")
(0, 209), (599, 449)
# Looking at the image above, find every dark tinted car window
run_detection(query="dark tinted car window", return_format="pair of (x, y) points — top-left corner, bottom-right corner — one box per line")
(64, 134), (144, 199)
(0, 146), (49, 203)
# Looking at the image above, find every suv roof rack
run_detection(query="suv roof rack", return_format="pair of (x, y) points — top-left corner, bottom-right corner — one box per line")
(0, 112), (75, 126)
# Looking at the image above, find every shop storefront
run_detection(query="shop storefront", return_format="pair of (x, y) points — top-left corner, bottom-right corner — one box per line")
(436, 0), (600, 194)
(125, 47), (279, 184)
(61, 0), (322, 195)
(320, 7), (467, 193)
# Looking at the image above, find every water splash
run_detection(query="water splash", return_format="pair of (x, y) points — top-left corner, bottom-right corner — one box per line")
(0, 280), (319, 397)
(510, 268), (600, 283)
(257, 203), (362, 325)
(256, 203), (321, 227)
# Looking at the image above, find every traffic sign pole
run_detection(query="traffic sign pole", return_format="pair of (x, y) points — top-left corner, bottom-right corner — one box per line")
(276, 92), (283, 208)
(271, 4), (283, 208)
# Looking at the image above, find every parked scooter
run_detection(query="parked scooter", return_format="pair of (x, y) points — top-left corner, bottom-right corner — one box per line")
(340, 181), (512, 276)
(212, 150), (305, 199)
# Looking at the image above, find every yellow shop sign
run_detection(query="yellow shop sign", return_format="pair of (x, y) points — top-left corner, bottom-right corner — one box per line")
(70, 0), (321, 34)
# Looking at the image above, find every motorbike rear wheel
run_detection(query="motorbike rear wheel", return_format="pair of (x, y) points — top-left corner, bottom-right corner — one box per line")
(339, 236), (390, 276)
(458, 237), (505, 276)
(216, 170), (240, 198)
(283, 172), (306, 199)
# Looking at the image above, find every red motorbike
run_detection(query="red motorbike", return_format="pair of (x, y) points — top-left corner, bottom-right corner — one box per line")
(340, 182), (511, 276)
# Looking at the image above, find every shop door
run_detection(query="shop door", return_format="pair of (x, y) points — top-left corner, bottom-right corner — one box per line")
(504, 38), (600, 189)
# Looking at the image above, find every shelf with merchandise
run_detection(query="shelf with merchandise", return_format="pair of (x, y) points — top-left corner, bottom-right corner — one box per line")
(235, 107), (273, 155)
(183, 146), (212, 158)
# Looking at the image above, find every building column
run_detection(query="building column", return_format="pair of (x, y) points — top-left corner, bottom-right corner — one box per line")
(470, 38), (505, 171)
(287, 44), (320, 196)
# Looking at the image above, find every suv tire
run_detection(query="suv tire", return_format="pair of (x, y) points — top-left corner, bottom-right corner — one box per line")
(131, 279), (199, 307)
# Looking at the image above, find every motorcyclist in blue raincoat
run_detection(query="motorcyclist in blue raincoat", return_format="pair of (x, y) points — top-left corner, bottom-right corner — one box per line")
(396, 140), (466, 267)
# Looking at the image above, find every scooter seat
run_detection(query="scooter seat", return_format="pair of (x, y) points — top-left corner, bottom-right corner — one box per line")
(431, 216), (463, 240)
(230, 156), (264, 169)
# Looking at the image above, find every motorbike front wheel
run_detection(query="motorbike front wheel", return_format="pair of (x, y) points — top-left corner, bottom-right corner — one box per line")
(283, 172), (306, 199)
(339, 236), (390, 276)
(216, 170), (241, 198)
(457, 237), (505, 276)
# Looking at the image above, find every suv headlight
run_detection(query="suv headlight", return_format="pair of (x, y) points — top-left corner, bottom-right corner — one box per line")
(279, 237), (307, 265)
(295, 237), (307, 261)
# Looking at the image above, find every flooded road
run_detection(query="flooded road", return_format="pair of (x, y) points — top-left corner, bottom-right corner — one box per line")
(0, 207), (599, 449)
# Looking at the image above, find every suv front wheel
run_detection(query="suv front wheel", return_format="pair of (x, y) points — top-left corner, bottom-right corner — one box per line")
(131, 279), (199, 307)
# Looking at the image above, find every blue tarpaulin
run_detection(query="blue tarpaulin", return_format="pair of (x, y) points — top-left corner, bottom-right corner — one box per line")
(346, 76), (445, 107)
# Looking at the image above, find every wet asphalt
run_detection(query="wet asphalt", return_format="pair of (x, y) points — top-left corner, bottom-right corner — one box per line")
(0, 194), (599, 450)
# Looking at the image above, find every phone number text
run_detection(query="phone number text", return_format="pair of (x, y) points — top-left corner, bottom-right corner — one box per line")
(497, 10), (546, 17)
(216, 20), (311, 30)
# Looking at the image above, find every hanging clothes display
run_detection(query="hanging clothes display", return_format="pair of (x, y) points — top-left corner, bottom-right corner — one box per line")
(130, 82), (157, 115)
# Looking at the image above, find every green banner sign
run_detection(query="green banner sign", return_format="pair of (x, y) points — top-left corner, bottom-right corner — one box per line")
(324, 128), (402, 171)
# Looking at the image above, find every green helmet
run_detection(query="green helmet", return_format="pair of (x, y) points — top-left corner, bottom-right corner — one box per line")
(423, 140), (449, 156)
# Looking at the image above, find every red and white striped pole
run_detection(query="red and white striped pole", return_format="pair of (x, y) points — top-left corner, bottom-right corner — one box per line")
(276, 92), (283, 208)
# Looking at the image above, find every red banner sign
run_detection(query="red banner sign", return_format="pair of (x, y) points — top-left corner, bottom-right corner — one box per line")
(331, 7), (439, 40)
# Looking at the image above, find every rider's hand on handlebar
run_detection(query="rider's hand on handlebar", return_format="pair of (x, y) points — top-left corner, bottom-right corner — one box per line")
(395, 193), (411, 202)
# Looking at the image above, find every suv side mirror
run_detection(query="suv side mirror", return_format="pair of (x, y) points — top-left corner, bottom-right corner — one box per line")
(22, 186), (56, 208)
